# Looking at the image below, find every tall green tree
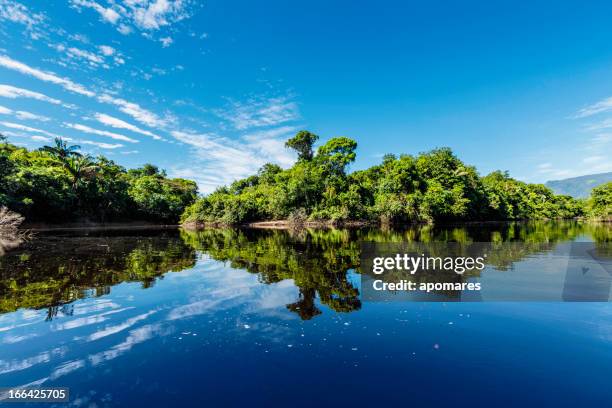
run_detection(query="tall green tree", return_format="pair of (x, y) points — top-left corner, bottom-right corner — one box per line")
(285, 130), (319, 161)
(40, 138), (82, 161)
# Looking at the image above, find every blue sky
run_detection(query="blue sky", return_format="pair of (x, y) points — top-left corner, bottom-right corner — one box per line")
(0, 0), (611, 192)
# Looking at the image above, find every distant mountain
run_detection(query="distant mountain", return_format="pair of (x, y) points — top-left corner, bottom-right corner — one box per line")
(546, 172), (612, 198)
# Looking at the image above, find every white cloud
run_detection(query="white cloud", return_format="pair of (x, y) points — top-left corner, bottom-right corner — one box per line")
(30, 135), (52, 142)
(537, 163), (552, 171)
(575, 96), (612, 118)
(88, 323), (163, 366)
(94, 112), (161, 140)
(131, 0), (191, 30)
(242, 126), (298, 167)
(79, 140), (123, 149)
(70, 0), (121, 24)
(97, 94), (169, 130)
(15, 111), (50, 121)
(66, 46), (104, 65)
(591, 133), (612, 145)
(170, 126), (297, 193)
(86, 311), (157, 342)
(49, 43), (125, 70)
(49, 360), (85, 381)
(0, 0), (45, 39)
(586, 118), (612, 132)
(168, 93), (301, 192)
(0, 121), (65, 139)
(216, 95), (300, 130)
(98, 45), (115, 56)
(583, 155), (604, 164)
(70, 0), (193, 37)
(117, 24), (132, 35)
(65, 122), (139, 143)
(0, 55), (95, 97)
(563, 96), (612, 178)
(159, 36), (173, 47)
(0, 56), (171, 138)
(0, 105), (51, 121)
(171, 130), (261, 191)
(0, 84), (62, 105)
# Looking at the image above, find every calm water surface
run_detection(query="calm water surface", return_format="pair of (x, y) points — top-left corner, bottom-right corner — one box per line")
(0, 222), (611, 407)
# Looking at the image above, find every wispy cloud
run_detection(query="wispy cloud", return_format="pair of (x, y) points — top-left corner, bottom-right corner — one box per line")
(0, 347), (66, 375)
(540, 100), (612, 180)
(168, 91), (302, 192)
(79, 140), (123, 149)
(159, 36), (173, 47)
(0, 55), (95, 97)
(0, 126), (118, 151)
(0, 55), (168, 137)
(30, 135), (52, 142)
(130, 0), (192, 30)
(170, 125), (297, 193)
(14, 110), (51, 121)
(0, 104), (50, 121)
(96, 95), (169, 130)
(88, 323), (164, 366)
(69, 0), (194, 37)
(0, 84), (62, 105)
(49, 43), (125, 69)
(0, 0), (45, 39)
(0, 121), (65, 139)
(94, 113), (161, 140)
(575, 96), (612, 118)
(69, 0), (121, 25)
(585, 118), (612, 131)
(216, 94), (300, 130)
(242, 126), (298, 167)
(86, 310), (157, 342)
(65, 122), (138, 143)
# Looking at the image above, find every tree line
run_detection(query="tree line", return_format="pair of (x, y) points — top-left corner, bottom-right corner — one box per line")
(0, 134), (197, 223)
(182, 130), (610, 225)
(1, 131), (609, 225)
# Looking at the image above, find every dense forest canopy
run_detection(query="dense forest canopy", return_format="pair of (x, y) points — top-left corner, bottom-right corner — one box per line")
(0, 134), (197, 223)
(588, 182), (612, 219)
(182, 130), (605, 225)
(1, 131), (609, 225)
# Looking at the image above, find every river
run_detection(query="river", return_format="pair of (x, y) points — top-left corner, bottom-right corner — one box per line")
(0, 221), (610, 407)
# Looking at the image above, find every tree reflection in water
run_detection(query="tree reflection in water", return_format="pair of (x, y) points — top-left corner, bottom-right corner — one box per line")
(0, 221), (609, 319)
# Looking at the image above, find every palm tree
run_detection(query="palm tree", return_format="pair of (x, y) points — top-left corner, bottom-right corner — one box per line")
(64, 155), (98, 190)
(40, 138), (82, 161)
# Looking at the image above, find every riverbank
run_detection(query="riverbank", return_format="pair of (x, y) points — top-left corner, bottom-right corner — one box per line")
(22, 221), (180, 232)
(180, 217), (612, 230)
(18, 216), (611, 233)
(181, 219), (377, 230)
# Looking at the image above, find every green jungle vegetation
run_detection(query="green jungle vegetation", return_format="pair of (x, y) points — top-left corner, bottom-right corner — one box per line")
(2, 221), (608, 318)
(1, 131), (610, 225)
(182, 131), (609, 225)
(0, 134), (197, 223)
(588, 182), (612, 220)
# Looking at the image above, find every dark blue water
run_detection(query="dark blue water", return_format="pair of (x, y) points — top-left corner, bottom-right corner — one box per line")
(0, 224), (611, 407)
